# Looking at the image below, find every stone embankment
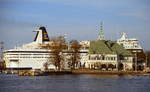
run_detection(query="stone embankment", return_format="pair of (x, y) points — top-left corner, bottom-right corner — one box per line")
(17, 69), (150, 76)
(72, 69), (150, 76)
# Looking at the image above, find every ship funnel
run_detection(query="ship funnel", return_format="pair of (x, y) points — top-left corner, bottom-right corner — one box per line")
(34, 26), (50, 43)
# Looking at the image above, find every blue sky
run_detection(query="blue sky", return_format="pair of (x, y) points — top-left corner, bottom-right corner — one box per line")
(0, 0), (150, 50)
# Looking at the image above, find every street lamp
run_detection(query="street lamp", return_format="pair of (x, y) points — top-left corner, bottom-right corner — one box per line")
(145, 52), (148, 71)
(134, 53), (137, 71)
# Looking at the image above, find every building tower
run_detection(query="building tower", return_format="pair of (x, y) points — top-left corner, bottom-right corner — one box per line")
(98, 22), (105, 40)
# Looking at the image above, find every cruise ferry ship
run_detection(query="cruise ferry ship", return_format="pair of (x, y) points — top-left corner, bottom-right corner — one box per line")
(3, 27), (55, 70)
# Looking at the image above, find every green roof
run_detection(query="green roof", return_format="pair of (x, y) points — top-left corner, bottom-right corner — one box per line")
(89, 40), (132, 56)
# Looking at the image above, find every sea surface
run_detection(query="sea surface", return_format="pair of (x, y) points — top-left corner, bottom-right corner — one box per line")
(0, 74), (150, 92)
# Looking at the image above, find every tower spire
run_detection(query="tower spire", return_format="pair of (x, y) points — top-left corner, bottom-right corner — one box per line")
(98, 22), (105, 40)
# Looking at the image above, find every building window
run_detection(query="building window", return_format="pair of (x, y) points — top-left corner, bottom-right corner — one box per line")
(114, 57), (116, 60)
(111, 57), (113, 60)
(102, 55), (105, 60)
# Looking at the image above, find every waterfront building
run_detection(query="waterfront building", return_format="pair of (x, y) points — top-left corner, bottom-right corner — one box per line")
(83, 40), (133, 70)
(79, 24), (134, 70)
(78, 41), (90, 68)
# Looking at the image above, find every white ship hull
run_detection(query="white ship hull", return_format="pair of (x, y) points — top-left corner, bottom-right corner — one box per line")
(4, 49), (55, 70)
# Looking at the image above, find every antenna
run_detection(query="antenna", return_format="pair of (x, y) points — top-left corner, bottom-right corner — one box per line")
(98, 21), (105, 40)
(0, 41), (4, 59)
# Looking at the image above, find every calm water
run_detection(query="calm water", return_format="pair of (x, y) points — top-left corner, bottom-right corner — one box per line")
(0, 74), (150, 92)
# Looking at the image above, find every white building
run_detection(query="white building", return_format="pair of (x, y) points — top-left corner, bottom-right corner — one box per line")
(82, 40), (134, 70)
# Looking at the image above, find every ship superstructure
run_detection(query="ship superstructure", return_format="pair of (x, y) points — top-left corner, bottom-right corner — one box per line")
(117, 32), (142, 50)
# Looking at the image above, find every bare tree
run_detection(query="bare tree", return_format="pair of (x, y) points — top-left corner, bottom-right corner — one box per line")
(49, 36), (66, 43)
(47, 42), (66, 71)
(41, 39), (80, 70)
(68, 40), (81, 70)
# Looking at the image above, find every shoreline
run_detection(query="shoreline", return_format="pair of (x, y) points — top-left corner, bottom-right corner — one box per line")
(72, 70), (150, 76)
(15, 69), (150, 76)
(1, 69), (150, 76)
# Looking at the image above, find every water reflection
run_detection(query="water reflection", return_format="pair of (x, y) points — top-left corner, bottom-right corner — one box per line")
(85, 74), (120, 78)
(0, 74), (150, 92)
